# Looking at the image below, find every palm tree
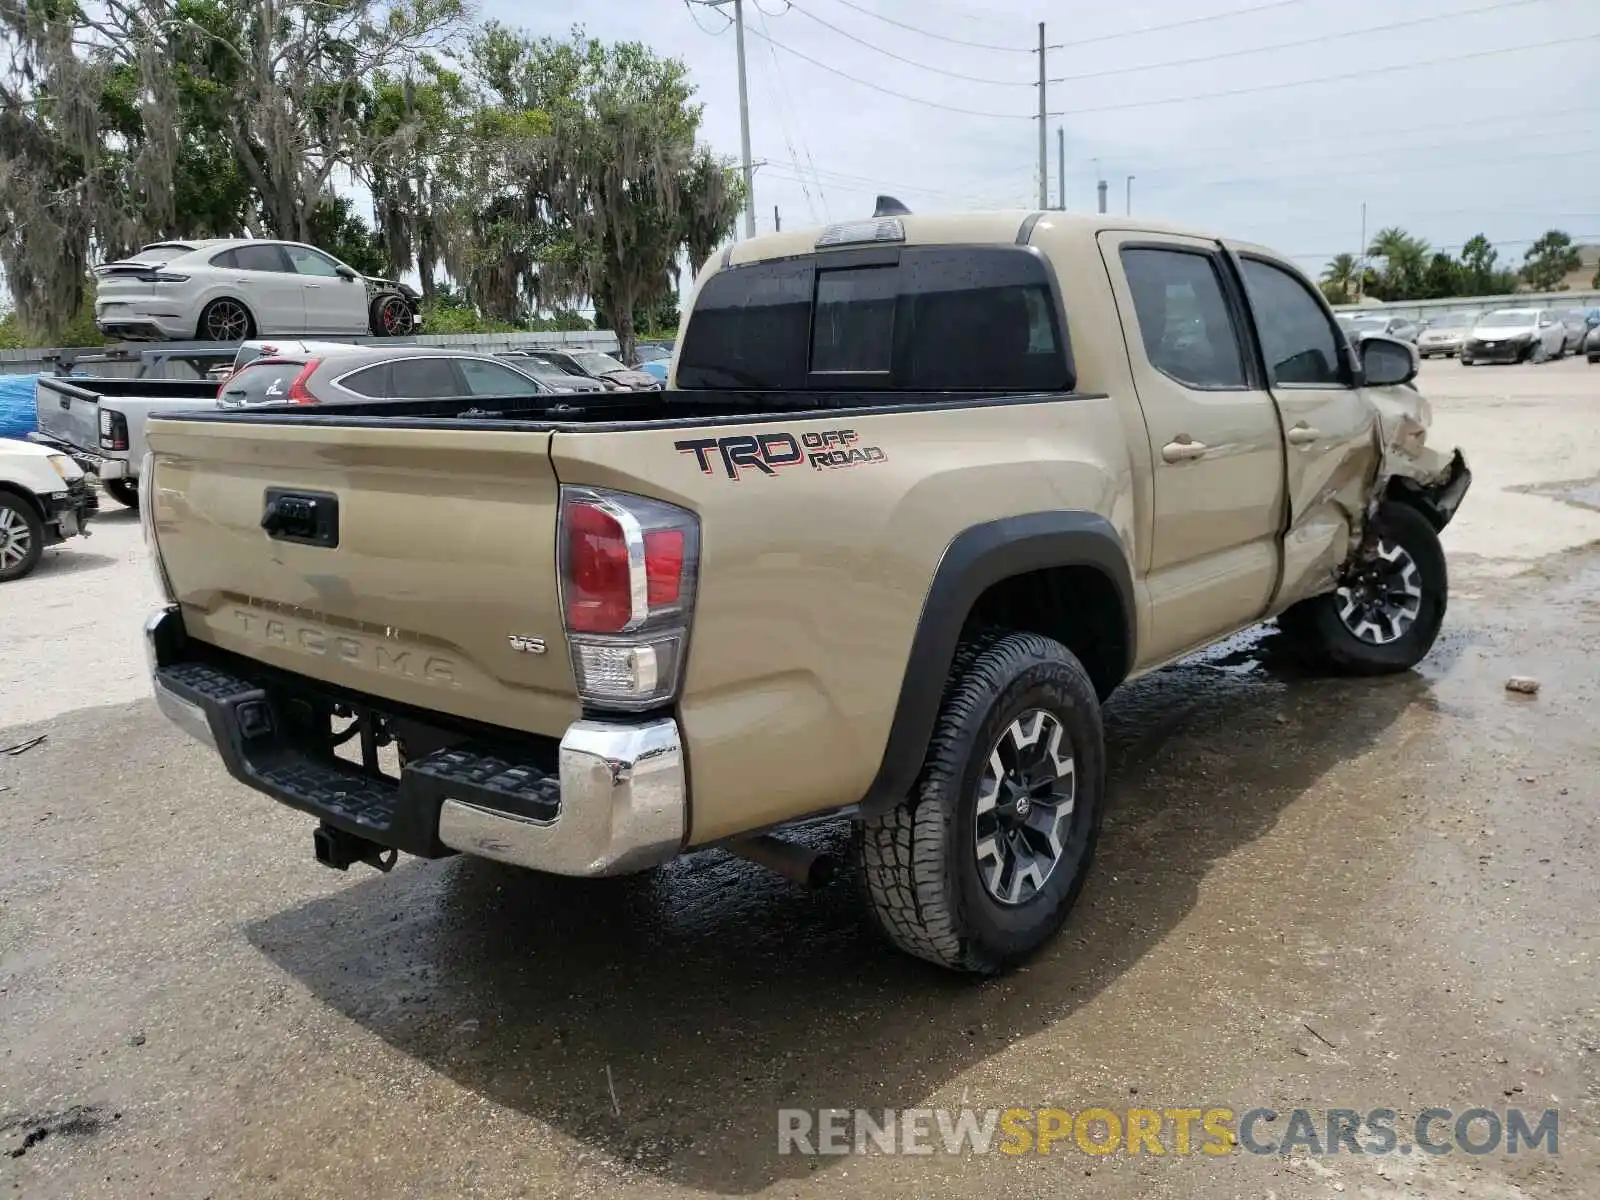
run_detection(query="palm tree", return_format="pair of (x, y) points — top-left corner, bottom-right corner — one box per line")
(1367, 227), (1430, 299)
(1321, 253), (1359, 301)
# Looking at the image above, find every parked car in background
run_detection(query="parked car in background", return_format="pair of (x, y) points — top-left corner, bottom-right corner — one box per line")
(1342, 313), (1422, 343)
(1584, 322), (1600, 364)
(495, 351), (609, 393)
(94, 239), (420, 342)
(216, 346), (563, 409)
(1461, 309), (1567, 365)
(524, 348), (662, 392)
(1557, 309), (1592, 355)
(1415, 313), (1474, 358)
(0, 437), (96, 580)
(632, 340), (674, 383)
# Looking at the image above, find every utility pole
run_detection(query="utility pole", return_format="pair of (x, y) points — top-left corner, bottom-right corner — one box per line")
(1094, 158), (1106, 213)
(1036, 23), (1047, 209)
(1125, 174), (1135, 216)
(1057, 127), (1065, 211)
(733, 0), (756, 238)
(1356, 201), (1367, 301)
(774, 205), (781, 233)
(697, 0), (757, 237)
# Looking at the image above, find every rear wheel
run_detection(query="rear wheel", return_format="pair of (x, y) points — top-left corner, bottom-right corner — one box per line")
(0, 494), (44, 582)
(369, 294), (415, 337)
(1277, 502), (1447, 675)
(857, 630), (1105, 974)
(197, 298), (253, 342)
(104, 478), (140, 510)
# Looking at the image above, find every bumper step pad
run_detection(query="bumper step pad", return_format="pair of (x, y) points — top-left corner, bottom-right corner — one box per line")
(155, 660), (561, 856)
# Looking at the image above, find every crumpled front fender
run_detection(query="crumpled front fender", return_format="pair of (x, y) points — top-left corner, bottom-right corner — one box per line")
(1364, 385), (1472, 534)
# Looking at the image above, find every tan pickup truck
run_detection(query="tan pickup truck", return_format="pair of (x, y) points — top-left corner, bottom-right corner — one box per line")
(141, 206), (1470, 974)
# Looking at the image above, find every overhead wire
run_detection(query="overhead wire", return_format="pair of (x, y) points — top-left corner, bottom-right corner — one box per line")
(1057, 33), (1600, 115)
(1049, 0), (1550, 83)
(781, 1), (1032, 84)
(682, 0), (733, 37)
(753, 3), (827, 222)
(741, 23), (1053, 117)
(821, 0), (1036, 52)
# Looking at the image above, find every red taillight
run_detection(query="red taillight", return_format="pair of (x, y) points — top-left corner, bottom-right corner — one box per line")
(287, 357), (322, 404)
(559, 487), (699, 710)
(565, 501), (634, 633)
(645, 530), (684, 606)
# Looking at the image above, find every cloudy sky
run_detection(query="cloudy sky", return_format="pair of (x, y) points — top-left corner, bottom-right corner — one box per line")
(482, 0), (1599, 277)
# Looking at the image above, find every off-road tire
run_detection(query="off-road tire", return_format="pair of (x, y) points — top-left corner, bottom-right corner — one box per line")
(857, 630), (1106, 975)
(0, 493), (45, 581)
(104, 478), (139, 510)
(1277, 501), (1447, 675)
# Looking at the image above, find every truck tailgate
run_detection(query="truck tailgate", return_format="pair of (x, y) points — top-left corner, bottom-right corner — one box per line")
(34, 377), (102, 453)
(146, 416), (580, 736)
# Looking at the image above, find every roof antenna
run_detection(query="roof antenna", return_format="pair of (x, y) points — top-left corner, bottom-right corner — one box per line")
(873, 195), (911, 217)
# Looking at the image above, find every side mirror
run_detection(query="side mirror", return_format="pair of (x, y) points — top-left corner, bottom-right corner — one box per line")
(335, 264), (360, 281)
(1360, 334), (1418, 387)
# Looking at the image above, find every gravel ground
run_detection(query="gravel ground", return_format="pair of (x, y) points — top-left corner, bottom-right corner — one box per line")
(1, 357), (1597, 1199)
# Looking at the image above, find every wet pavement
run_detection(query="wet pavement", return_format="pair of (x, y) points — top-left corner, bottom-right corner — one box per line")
(3, 361), (1598, 1198)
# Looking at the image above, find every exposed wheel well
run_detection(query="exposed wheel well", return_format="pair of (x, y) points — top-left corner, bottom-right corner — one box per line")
(0, 481), (45, 523)
(964, 565), (1130, 699)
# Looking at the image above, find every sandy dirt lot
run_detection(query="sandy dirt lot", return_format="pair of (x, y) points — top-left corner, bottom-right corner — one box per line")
(1, 358), (1597, 1199)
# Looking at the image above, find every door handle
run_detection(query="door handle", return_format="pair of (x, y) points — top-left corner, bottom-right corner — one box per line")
(1286, 424), (1322, 445)
(1161, 437), (1208, 463)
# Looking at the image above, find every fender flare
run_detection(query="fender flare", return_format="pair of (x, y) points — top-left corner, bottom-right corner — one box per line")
(857, 511), (1136, 818)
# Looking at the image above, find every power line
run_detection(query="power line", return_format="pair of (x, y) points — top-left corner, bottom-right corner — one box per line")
(742, 23), (1052, 117)
(683, 0), (733, 36)
(1128, 126), (1600, 184)
(781, 0), (1032, 84)
(753, 3), (827, 222)
(1049, 0), (1550, 84)
(822, 0), (1035, 53)
(1161, 142), (1600, 191)
(1065, 0), (1318, 47)
(1128, 109), (1600, 177)
(763, 162), (1027, 208)
(1057, 32), (1600, 115)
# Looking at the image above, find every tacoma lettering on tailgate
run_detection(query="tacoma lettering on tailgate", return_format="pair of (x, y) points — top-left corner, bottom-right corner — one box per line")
(231, 609), (459, 687)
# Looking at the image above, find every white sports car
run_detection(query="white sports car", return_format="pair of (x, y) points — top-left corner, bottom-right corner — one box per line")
(94, 238), (420, 342)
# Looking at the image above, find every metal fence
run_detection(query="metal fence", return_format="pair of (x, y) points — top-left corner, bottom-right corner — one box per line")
(1331, 290), (1600, 321)
(0, 328), (622, 377)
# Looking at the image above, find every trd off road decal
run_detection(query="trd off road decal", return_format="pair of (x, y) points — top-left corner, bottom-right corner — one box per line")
(675, 429), (888, 480)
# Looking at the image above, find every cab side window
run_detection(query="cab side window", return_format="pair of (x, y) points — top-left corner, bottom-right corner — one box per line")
(1120, 247), (1247, 389)
(1240, 258), (1346, 387)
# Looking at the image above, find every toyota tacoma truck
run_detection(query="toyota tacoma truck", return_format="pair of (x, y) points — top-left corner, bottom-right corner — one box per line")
(139, 207), (1470, 974)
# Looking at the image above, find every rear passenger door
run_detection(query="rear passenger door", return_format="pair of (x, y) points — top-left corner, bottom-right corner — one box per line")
(388, 357), (467, 399)
(219, 244), (306, 334)
(1099, 233), (1286, 662)
(1228, 250), (1377, 611)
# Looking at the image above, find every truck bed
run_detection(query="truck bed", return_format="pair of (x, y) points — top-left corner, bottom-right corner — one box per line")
(35, 375), (223, 464)
(152, 386), (1085, 430)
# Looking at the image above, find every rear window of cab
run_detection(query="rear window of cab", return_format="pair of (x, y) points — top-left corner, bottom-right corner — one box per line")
(675, 245), (1074, 392)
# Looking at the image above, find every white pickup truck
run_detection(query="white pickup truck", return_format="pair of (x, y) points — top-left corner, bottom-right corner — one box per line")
(31, 374), (224, 509)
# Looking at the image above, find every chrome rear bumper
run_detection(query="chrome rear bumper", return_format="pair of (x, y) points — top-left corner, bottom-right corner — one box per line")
(145, 605), (687, 876)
